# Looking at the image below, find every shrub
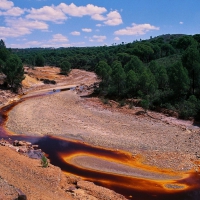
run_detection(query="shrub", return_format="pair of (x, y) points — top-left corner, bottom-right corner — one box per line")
(41, 155), (48, 168)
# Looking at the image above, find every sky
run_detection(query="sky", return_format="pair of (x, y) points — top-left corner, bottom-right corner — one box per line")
(0, 0), (200, 48)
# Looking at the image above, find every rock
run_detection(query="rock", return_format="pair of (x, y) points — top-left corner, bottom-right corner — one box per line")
(77, 181), (127, 200)
(18, 141), (32, 146)
(73, 189), (98, 200)
(65, 175), (81, 184)
(32, 145), (39, 149)
(16, 188), (27, 200)
(27, 149), (43, 159)
(13, 140), (19, 146)
(18, 148), (27, 153)
(65, 186), (77, 192)
(13, 140), (32, 147)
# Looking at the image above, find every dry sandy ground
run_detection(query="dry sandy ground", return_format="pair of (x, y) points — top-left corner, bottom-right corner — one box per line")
(6, 90), (200, 172)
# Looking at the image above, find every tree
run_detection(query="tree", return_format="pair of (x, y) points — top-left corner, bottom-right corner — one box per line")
(176, 35), (196, 50)
(168, 61), (190, 97)
(182, 45), (200, 95)
(2, 54), (25, 91)
(0, 39), (9, 62)
(161, 43), (175, 57)
(132, 43), (154, 62)
(126, 70), (138, 96)
(117, 53), (131, 67)
(111, 61), (126, 96)
(0, 39), (6, 49)
(96, 61), (112, 81)
(139, 68), (157, 96)
(178, 95), (200, 119)
(149, 61), (168, 90)
(35, 54), (45, 66)
(60, 60), (71, 75)
(124, 55), (144, 73)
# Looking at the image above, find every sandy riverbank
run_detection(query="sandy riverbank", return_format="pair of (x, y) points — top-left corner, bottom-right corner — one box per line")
(5, 89), (200, 173)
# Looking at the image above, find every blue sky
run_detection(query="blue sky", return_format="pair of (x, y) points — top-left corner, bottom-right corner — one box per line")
(0, 0), (200, 48)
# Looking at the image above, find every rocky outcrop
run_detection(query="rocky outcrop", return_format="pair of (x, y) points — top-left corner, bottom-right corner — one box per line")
(76, 181), (127, 200)
(0, 139), (43, 159)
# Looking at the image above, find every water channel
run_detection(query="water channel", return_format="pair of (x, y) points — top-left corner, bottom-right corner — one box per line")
(0, 91), (200, 200)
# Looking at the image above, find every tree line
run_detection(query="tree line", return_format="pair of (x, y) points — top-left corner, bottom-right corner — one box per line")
(0, 40), (24, 92)
(3, 33), (200, 120)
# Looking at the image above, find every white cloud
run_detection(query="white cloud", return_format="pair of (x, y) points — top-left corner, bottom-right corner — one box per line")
(96, 24), (103, 27)
(0, 26), (30, 38)
(0, 6), (24, 16)
(58, 3), (122, 26)
(114, 23), (160, 35)
(0, 18), (48, 38)
(104, 11), (123, 26)
(71, 31), (80, 36)
(91, 13), (105, 21)
(0, 0), (14, 10)
(50, 34), (68, 43)
(114, 37), (120, 41)
(179, 21), (184, 25)
(6, 18), (48, 31)
(82, 28), (92, 32)
(58, 3), (107, 17)
(90, 35), (107, 42)
(26, 5), (67, 23)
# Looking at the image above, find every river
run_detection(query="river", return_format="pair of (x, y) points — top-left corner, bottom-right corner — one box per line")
(0, 91), (200, 200)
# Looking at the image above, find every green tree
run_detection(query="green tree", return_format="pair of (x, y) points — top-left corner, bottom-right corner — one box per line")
(60, 60), (71, 75)
(96, 61), (112, 81)
(2, 54), (25, 91)
(35, 54), (45, 66)
(96, 61), (112, 91)
(161, 43), (175, 57)
(176, 35), (197, 50)
(149, 61), (168, 90)
(178, 95), (200, 119)
(124, 55), (144, 73)
(182, 45), (200, 94)
(132, 43), (154, 62)
(0, 39), (6, 48)
(139, 68), (157, 96)
(117, 53), (131, 67)
(126, 70), (138, 96)
(111, 61), (126, 96)
(0, 39), (10, 62)
(168, 61), (190, 97)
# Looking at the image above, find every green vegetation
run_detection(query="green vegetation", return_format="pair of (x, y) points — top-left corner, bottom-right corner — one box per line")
(41, 155), (49, 168)
(0, 40), (24, 92)
(10, 33), (200, 120)
(59, 60), (71, 75)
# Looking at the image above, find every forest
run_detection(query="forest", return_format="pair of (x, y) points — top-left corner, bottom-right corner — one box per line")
(1, 34), (200, 120)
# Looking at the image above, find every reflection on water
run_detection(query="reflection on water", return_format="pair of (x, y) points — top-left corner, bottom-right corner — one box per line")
(1, 98), (200, 200)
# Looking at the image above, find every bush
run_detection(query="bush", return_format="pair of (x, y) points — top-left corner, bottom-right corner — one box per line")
(41, 155), (48, 168)
(177, 95), (200, 119)
(118, 99), (125, 107)
(101, 97), (109, 104)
